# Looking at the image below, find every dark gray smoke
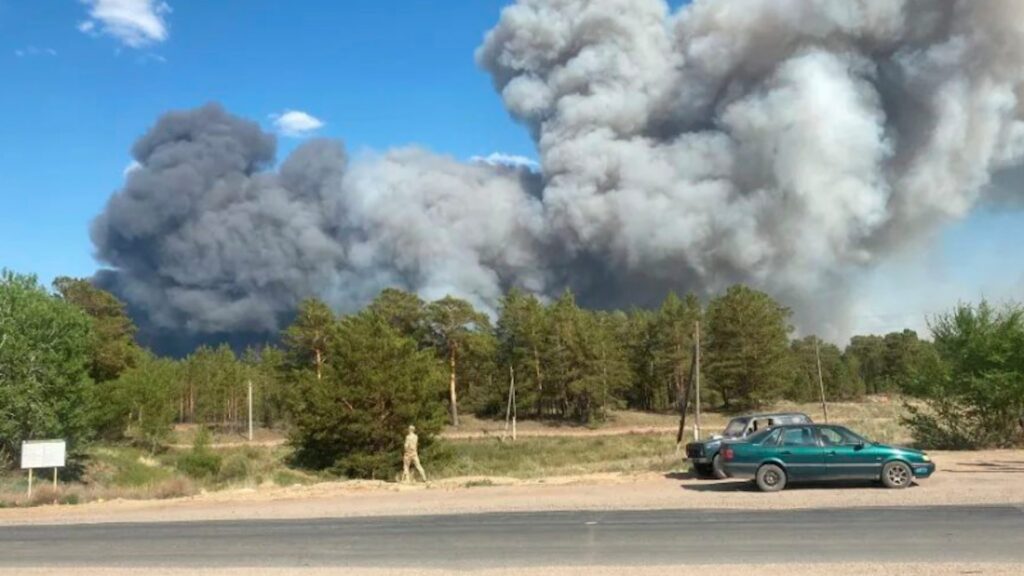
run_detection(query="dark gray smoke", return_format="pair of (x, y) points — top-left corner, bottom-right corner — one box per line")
(93, 0), (1024, 349)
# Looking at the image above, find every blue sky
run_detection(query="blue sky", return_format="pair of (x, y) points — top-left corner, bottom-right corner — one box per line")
(1, 0), (1022, 338)
(1, 0), (531, 282)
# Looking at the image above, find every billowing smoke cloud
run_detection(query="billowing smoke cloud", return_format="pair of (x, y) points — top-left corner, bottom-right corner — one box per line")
(92, 104), (547, 350)
(93, 0), (1024, 349)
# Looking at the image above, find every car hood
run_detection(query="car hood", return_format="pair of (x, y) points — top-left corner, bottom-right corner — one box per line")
(873, 443), (925, 456)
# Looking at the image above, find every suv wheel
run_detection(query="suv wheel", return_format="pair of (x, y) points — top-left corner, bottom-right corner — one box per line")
(756, 463), (787, 492)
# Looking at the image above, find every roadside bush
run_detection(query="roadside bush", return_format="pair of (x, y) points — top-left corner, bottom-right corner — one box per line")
(176, 428), (221, 479)
(905, 302), (1024, 449)
(217, 453), (251, 484)
(152, 477), (194, 499)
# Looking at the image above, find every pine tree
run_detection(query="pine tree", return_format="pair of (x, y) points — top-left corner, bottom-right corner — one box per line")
(283, 299), (337, 382)
(289, 310), (446, 477)
(705, 285), (793, 410)
(495, 288), (548, 416)
(425, 296), (490, 426)
(52, 276), (139, 383)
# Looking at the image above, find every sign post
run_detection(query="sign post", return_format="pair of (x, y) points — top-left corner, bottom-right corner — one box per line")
(21, 440), (66, 500)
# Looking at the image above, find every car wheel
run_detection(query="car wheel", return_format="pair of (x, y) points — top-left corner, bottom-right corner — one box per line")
(881, 461), (913, 489)
(756, 463), (787, 492)
(712, 453), (728, 479)
(693, 463), (713, 478)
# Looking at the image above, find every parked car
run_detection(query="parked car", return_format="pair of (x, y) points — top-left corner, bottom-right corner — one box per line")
(720, 423), (935, 492)
(686, 412), (812, 478)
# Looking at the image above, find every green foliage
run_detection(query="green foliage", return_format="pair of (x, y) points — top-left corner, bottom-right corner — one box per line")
(367, 288), (428, 342)
(244, 346), (287, 429)
(540, 291), (630, 423)
(288, 310), (447, 477)
(52, 277), (139, 383)
(626, 293), (702, 411)
(0, 271), (95, 468)
(283, 299), (337, 379)
(106, 354), (180, 450)
(426, 296), (492, 426)
(788, 336), (864, 402)
(845, 330), (937, 395)
(176, 427), (222, 479)
(495, 288), (549, 416)
(905, 301), (1024, 449)
(705, 285), (793, 411)
(181, 345), (247, 428)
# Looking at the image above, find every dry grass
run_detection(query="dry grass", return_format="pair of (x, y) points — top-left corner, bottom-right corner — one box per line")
(449, 396), (914, 445)
(430, 434), (684, 480)
(0, 398), (916, 508)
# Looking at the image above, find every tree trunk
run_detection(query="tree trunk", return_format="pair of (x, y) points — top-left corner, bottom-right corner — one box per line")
(449, 347), (459, 427)
(315, 348), (323, 382)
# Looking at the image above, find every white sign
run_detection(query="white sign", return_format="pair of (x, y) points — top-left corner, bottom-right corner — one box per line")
(20, 440), (66, 469)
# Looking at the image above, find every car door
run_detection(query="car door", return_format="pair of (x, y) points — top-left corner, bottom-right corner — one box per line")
(775, 426), (826, 480)
(819, 426), (882, 480)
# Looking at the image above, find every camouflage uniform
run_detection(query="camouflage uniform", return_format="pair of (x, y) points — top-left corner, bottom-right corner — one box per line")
(402, 426), (427, 483)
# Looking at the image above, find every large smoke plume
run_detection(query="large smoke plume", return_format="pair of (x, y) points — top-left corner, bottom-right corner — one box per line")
(93, 0), (1024, 350)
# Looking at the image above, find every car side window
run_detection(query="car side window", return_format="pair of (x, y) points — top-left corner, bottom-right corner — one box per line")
(759, 428), (783, 446)
(820, 426), (862, 446)
(780, 427), (816, 447)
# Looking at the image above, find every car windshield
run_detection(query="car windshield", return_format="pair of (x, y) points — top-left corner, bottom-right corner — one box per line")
(722, 418), (749, 437)
(819, 426), (869, 446)
(746, 429), (777, 444)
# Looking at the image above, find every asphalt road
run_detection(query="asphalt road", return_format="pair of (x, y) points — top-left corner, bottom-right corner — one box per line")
(2, 506), (1023, 568)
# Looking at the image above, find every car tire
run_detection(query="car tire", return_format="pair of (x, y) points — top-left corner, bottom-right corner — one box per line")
(881, 461), (913, 489)
(712, 453), (728, 479)
(755, 463), (787, 492)
(693, 463), (714, 478)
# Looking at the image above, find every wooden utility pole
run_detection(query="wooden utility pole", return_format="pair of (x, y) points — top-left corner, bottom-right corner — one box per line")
(675, 350), (697, 453)
(247, 379), (254, 442)
(815, 339), (830, 424)
(694, 321), (702, 442)
(503, 365), (517, 442)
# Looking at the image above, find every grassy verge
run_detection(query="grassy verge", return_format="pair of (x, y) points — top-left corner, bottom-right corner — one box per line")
(0, 443), (321, 508)
(428, 434), (684, 480)
(0, 398), (916, 507)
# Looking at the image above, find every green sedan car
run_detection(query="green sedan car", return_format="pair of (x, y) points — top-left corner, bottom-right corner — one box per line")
(720, 424), (935, 492)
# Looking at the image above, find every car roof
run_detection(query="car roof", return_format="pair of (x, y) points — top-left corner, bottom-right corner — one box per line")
(729, 412), (811, 420)
(768, 423), (847, 429)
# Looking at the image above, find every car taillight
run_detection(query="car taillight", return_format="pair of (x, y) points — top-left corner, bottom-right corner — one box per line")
(723, 447), (734, 461)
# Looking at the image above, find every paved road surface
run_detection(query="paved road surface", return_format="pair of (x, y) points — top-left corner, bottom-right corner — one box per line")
(2, 506), (1022, 568)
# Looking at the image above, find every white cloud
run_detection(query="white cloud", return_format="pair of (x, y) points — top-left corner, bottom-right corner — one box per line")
(123, 160), (141, 176)
(470, 152), (540, 172)
(79, 0), (171, 48)
(270, 110), (325, 138)
(14, 46), (58, 58)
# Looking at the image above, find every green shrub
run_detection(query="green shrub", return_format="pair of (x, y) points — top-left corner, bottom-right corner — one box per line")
(217, 453), (251, 484)
(176, 428), (221, 479)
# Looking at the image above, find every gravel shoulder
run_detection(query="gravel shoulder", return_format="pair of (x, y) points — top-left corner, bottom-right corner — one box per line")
(1, 564), (1021, 576)
(1, 450), (1021, 527)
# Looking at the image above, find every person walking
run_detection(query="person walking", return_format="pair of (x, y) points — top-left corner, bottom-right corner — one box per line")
(402, 425), (427, 483)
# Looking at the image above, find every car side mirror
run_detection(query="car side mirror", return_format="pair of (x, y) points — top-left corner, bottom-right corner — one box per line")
(855, 442), (865, 451)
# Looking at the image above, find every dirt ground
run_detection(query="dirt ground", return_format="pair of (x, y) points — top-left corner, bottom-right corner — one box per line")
(1, 450), (1021, 527)
(1, 564), (1021, 576)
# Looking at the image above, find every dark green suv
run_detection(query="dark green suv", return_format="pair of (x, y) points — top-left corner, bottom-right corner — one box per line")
(686, 412), (812, 478)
